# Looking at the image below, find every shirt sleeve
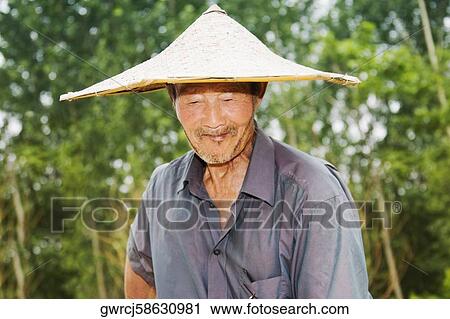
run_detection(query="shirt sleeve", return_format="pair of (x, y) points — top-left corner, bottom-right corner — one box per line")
(291, 167), (372, 298)
(126, 195), (155, 286)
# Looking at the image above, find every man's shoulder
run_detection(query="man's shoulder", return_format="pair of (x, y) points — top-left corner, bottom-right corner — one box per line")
(271, 138), (347, 201)
(145, 150), (194, 191)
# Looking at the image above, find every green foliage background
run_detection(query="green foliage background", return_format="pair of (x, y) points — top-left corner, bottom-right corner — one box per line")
(0, 0), (449, 298)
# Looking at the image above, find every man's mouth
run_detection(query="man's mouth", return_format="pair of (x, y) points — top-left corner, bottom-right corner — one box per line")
(204, 132), (229, 142)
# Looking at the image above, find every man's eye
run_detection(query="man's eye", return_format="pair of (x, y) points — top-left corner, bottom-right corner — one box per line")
(223, 98), (233, 102)
(188, 101), (200, 105)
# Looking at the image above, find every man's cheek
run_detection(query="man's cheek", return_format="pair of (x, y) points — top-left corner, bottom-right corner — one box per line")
(177, 106), (201, 123)
(224, 108), (252, 124)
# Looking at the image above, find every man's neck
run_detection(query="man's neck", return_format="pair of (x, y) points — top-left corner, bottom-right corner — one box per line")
(203, 130), (256, 200)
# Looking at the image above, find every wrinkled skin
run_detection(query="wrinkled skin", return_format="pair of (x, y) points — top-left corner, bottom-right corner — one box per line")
(173, 82), (267, 227)
(125, 82), (267, 299)
(173, 82), (267, 165)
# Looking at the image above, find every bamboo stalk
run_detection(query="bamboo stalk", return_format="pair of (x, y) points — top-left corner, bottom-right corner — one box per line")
(374, 174), (404, 298)
(417, 0), (448, 109)
(11, 242), (25, 298)
(91, 231), (107, 298)
(9, 164), (26, 246)
(7, 161), (27, 298)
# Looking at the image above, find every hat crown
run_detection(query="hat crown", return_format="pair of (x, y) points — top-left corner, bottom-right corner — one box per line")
(59, 3), (360, 101)
(202, 4), (227, 15)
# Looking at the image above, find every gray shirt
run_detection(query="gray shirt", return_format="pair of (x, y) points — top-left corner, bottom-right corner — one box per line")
(127, 126), (371, 298)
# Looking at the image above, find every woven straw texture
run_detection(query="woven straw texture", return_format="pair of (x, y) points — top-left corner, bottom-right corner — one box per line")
(60, 4), (360, 101)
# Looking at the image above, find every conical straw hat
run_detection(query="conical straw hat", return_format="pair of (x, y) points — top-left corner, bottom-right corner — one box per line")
(59, 4), (360, 102)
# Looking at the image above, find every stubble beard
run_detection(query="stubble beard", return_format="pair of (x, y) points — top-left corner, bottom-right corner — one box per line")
(184, 117), (256, 165)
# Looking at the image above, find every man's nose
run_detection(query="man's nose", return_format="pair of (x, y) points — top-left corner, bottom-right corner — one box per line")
(204, 101), (225, 129)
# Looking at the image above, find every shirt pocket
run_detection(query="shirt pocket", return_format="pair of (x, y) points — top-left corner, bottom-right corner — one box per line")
(239, 268), (290, 299)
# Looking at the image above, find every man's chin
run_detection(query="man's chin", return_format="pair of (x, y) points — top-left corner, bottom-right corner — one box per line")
(195, 149), (235, 165)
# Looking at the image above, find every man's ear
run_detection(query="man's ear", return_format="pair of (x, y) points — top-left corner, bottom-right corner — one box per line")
(253, 82), (268, 111)
(173, 100), (181, 121)
(258, 82), (268, 99)
(166, 84), (180, 118)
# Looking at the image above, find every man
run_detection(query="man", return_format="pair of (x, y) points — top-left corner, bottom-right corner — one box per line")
(59, 5), (370, 298)
(124, 80), (371, 298)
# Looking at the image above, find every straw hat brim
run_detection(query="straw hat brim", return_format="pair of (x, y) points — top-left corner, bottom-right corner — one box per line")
(59, 5), (360, 102)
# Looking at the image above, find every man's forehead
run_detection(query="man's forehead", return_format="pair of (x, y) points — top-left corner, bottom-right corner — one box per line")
(176, 82), (252, 95)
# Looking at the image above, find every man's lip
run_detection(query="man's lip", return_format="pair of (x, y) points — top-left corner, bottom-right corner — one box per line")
(204, 132), (229, 142)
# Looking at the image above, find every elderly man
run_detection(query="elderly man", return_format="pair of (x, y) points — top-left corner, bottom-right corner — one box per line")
(60, 5), (370, 298)
(123, 81), (370, 299)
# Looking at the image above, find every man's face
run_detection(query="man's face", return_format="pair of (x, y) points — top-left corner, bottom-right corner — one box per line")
(172, 82), (266, 164)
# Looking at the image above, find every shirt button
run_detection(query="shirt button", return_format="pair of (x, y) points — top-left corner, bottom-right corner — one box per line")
(213, 249), (221, 255)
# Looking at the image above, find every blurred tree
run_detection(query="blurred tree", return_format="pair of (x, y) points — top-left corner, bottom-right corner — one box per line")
(0, 0), (448, 298)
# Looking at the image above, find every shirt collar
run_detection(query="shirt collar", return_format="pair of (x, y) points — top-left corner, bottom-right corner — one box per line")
(176, 126), (276, 207)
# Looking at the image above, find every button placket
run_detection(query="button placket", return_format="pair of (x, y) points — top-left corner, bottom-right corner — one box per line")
(207, 242), (227, 298)
(206, 195), (243, 298)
